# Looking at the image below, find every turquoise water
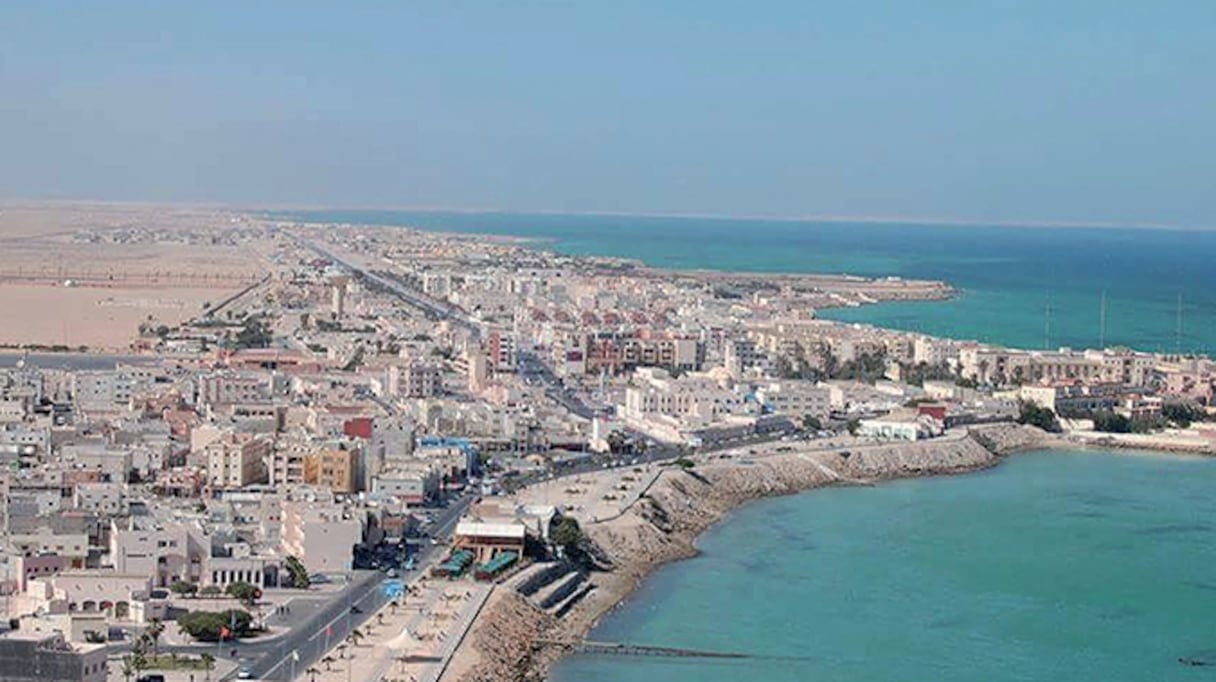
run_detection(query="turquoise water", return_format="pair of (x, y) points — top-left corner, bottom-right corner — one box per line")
(282, 210), (1216, 353)
(550, 450), (1216, 682)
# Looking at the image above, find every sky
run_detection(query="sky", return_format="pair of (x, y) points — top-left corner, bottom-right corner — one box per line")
(1, 1), (1214, 227)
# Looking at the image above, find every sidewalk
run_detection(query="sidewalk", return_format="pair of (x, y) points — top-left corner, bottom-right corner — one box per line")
(289, 580), (492, 682)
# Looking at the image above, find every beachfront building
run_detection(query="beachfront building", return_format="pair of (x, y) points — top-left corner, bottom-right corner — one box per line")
(857, 414), (938, 441)
(453, 502), (528, 564)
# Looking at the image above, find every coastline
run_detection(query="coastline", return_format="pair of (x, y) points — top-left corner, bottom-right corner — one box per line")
(447, 423), (1060, 682)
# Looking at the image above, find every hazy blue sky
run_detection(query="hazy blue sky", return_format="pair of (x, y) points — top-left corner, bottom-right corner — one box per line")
(1, 1), (1213, 226)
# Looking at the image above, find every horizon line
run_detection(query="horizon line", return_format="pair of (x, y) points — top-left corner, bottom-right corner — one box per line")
(2, 196), (1213, 232)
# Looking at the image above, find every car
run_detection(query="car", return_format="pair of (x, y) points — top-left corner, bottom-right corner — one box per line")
(237, 667), (254, 679)
(386, 568), (398, 578)
(404, 557), (417, 571)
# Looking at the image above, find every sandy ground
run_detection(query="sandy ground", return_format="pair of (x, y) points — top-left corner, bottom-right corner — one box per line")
(0, 202), (265, 349)
(0, 284), (232, 350)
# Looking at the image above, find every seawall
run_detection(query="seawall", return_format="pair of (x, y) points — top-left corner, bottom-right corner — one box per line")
(447, 423), (1055, 682)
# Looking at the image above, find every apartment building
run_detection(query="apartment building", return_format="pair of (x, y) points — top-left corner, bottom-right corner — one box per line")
(205, 432), (271, 490)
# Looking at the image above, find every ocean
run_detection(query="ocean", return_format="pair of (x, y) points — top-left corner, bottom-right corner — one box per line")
(280, 210), (1216, 680)
(550, 450), (1216, 682)
(280, 210), (1216, 354)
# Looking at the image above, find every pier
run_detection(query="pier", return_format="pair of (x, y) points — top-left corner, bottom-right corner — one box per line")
(539, 639), (750, 660)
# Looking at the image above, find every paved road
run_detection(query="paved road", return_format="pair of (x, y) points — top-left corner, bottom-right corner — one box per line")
(299, 239), (481, 339)
(239, 495), (473, 681)
(0, 352), (157, 370)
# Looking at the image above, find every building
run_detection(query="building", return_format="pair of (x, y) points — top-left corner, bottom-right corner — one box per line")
(304, 447), (359, 495)
(205, 433), (271, 489)
(754, 381), (831, 418)
(280, 494), (362, 575)
(724, 338), (770, 379)
(0, 633), (107, 682)
(197, 372), (273, 407)
(465, 348), (489, 393)
(561, 330), (703, 376)
(857, 415), (937, 441)
(388, 361), (442, 399)
(487, 330), (517, 373)
(71, 372), (135, 414)
(1018, 382), (1127, 415)
(330, 275), (350, 318)
(452, 503), (527, 563)
(108, 520), (209, 587)
(372, 463), (440, 505)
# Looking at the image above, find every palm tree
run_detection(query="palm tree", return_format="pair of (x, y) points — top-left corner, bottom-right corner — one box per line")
(322, 655), (337, 671)
(145, 618), (165, 658)
(131, 652), (148, 681)
(307, 666), (321, 682)
(200, 653), (215, 682)
(377, 612), (385, 626)
(348, 628), (366, 647)
(389, 600), (399, 616)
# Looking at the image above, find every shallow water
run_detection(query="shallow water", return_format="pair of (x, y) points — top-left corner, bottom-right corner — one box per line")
(550, 450), (1216, 682)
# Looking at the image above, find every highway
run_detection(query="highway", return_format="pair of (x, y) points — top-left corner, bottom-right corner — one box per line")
(298, 239), (481, 339)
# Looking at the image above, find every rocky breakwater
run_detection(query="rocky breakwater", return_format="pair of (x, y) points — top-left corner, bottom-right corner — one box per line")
(449, 424), (1053, 682)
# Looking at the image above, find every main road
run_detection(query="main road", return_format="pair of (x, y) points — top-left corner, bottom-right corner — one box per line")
(296, 238), (481, 339)
(240, 494), (472, 681)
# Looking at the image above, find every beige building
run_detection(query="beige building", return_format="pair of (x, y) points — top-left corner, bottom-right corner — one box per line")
(205, 432), (271, 489)
(304, 447), (359, 494)
(280, 494), (362, 574)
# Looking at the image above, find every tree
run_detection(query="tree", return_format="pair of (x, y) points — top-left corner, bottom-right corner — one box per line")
(226, 581), (260, 606)
(145, 618), (165, 657)
(551, 517), (583, 552)
(1091, 410), (1133, 434)
(200, 653), (215, 682)
(177, 610), (253, 642)
(1163, 401), (1205, 428)
(199, 585), (223, 597)
(1017, 400), (1062, 433)
(121, 656), (137, 682)
(307, 666), (321, 682)
(605, 430), (628, 454)
(170, 580), (198, 598)
(284, 556), (311, 589)
(322, 656), (337, 671)
(846, 418), (861, 436)
(801, 414), (823, 431)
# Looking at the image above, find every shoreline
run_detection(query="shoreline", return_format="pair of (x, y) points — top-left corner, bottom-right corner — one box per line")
(448, 424), (1060, 682)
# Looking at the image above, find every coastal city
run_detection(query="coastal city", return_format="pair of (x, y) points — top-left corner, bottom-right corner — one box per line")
(1, 203), (1215, 682)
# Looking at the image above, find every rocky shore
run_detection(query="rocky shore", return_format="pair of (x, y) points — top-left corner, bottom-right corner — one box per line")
(447, 424), (1057, 682)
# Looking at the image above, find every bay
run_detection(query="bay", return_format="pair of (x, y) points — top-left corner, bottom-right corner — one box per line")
(551, 450), (1216, 682)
